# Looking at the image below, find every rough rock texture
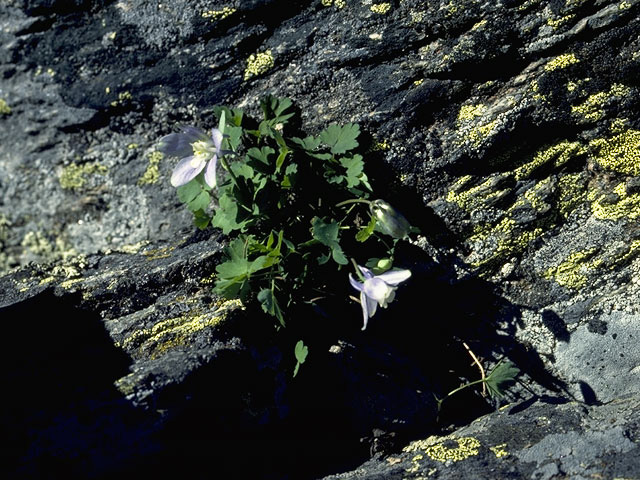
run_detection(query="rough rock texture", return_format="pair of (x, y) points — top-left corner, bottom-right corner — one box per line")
(1, 0), (639, 478)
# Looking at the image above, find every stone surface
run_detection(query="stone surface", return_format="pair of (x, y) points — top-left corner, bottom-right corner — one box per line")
(1, 0), (639, 478)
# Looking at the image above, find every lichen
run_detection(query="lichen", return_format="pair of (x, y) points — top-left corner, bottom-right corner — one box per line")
(543, 53), (579, 72)
(424, 437), (481, 462)
(138, 151), (163, 186)
(445, 174), (510, 212)
(469, 217), (542, 268)
(243, 50), (274, 81)
(0, 98), (11, 115)
(59, 162), (108, 190)
(515, 141), (586, 180)
(142, 245), (175, 260)
(543, 249), (602, 289)
(588, 129), (640, 176)
(110, 90), (132, 107)
(557, 173), (588, 218)
(119, 298), (244, 359)
(468, 119), (499, 147)
(589, 182), (640, 221)
(546, 14), (575, 29)
(571, 83), (630, 122)
(370, 3), (391, 14)
(489, 443), (509, 458)
(322, 0), (346, 8)
(202, 7), (236, 20)
(457, 104), (487, 123)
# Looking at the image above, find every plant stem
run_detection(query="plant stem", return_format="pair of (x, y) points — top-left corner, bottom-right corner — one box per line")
(335, 198), (372, 208)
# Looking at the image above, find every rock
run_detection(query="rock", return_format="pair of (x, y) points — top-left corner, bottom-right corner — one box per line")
(1, 0), (639, 478)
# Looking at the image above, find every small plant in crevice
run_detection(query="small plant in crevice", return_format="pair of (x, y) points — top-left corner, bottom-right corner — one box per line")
(159, 95), (416, 375)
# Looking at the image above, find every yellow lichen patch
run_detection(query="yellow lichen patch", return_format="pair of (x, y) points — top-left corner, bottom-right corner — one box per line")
(202, 7), (236, 20)
(588, 129), (640, 176)
(138, 151), (163, 186)
(490, 443), (509, 458)
(372, 140), (390, 151)
(0, 98), (11, 115)
(445, 175), (510, 212)
(619, 1), (631, 9)
(120, 298), (244, 359)
(243, 50), (274, 81)
(543, 249), (602, 289)
(424, 437), (481, 463)
(544, 53), (579, 71)
(468, 119), (500, 147)
(413, 78), (424, 86)
(471, 19), (487, 30)
(59, 162), (108, 190)
(142, 245), (175, 260)
(370, 3), (391, 14)
(546, 14), (575, 29)
(322, 0), (346, 7)
(515, 141), (586, 180)
(115, 240), (149, 254)
(110, 90), (132, 107)
(590, 182), (640, 221)
(557, 173), (588, 218)
(571, 83), (630, 122)
(457, 104), (487, 123)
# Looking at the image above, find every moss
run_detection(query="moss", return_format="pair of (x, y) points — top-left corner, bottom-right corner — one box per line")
(515, 141), (586, 180)
(544, 53), (579, 72)
(571, 84), (630, 122)
(589, 129), (640, 176)
(243, 50), (274, 81)
(202, 7), (236, 20)
(59, 162), (108, 190)
(544, 249), (602, 289)
(0, 98), (11, 115)
(138, 151), (163, 186)
(119, 298), (244, 359)
(370, 3), (391, 14)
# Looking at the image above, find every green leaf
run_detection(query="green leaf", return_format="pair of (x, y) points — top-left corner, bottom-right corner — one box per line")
(218, 110), (226, 134)
(275, 146), (289, 172)
(292, 135), (321, 152)
(258, 288), (285, 326)
(356, 216), (376, 242)
(177, 179), (202, 203)
(340, 154), (364, 188)
(311, 217), (348, 265)
(260, 95), (295, 125)
(225, 124), (243, 151)
(211, 194), (248, 234)
(281, 163), (298, 188)
(485, 360), (520, 398)
(293, 340), (308, 377)
(193, 209), (211, 230)
(187, 190), (210, 212)
(319, 123), (360, 154)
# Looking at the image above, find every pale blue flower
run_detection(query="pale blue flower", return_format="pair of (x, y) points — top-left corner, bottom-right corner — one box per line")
(159, 126), (227, 188)
(349, 265), (411, 330)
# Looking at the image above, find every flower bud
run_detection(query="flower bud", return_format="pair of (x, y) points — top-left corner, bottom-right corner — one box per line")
(369, 199), (411, 239)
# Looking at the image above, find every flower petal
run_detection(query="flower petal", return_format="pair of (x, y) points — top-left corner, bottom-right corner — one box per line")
(349, 274), (364, 292)
(158, 132), (195, 158)
(181, 126), (210, 143)
(360, 291), (369, 330)
(358, 265), (375, 280)
(363, 277), (392, 303)
(365, 293), (377, 323)
(204, 155), (218, 188)
(211, 128), (224, 151)
(377, 269), (411, 286)
(170, 156), (205, 187)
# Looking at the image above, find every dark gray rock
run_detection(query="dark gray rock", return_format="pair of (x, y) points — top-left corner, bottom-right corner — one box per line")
(1, 0), (639, 478)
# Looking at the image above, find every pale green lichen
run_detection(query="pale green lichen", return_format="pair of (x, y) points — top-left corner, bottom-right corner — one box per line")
(202, 7), (236, 20)
(457, 104), (487, 123)
(370, 3), (391, 14)
(468, 119), (499, 147)
(557, 173), (588, 218)
(619, 1), (631, 9)
(546, 14), (575, 29)
(469, 217), (542, 268)
(571, 83), (630, 122)
(322, 0), (346, 7)
(138, 151), (163, 185)
(544, 53), (579, 71)
(544, 249), (602, 289)
(243, 50), (274, 81)
(588, 129), (640, 176)
(515, 141), (586, 180)
(424, 437), (481, 462)
(59, 162), (108, 190)
(589, 182), (640, 221)
(118, 298), (244, 359)
(446, 174), (510, 212)
(0, 98), (11, 115)
(110, 91), (132, 107)
(142, 245), (175, 260)
(490, 443), (509, 458)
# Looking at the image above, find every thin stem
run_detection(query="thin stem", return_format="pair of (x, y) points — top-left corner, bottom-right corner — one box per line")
(219, 156), (241, 188)
(335, 198), (372, 208)
(463, 342), (487, 396)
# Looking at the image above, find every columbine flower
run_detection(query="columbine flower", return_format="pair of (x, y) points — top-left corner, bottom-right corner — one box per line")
(349, 265), (411, 330)
(158, 126), (227, 188)
(370, 199), (411, 239)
